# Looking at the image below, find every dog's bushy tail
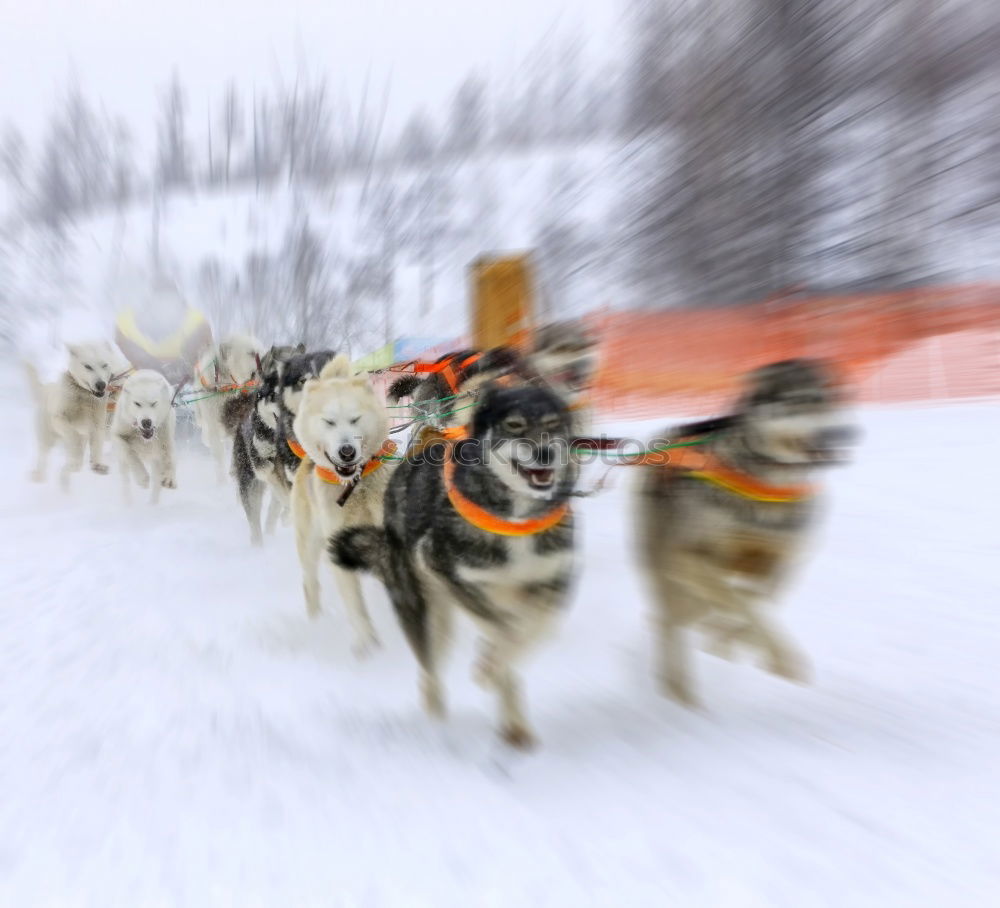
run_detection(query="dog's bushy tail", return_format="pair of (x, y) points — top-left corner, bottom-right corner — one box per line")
(330, 526), (388, 579)
(387, 374), (423, 403)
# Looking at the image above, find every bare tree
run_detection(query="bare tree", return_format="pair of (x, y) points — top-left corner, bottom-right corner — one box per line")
(446, 76), (487, 156)
(35, 121), (74, 231)
(220, 82), (244, 185)
(109, 117), (135, 208)
(397, 111), (436, 164)
(63, 87), (110, 212)
(401, 161), (455, 314)
(533, 162), (598, 318)
(0, 125), (28, 208)
(156, 72), (191, 190)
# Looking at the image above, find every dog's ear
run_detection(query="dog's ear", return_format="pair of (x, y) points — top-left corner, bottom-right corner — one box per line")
(296, 342), (306, 354)
(470, 382), (503, 437)
(319, 353), (352, 381)
(66, 342), (79, 358)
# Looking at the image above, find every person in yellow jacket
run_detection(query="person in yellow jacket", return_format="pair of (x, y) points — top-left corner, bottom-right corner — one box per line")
(114, 280), (213, 387)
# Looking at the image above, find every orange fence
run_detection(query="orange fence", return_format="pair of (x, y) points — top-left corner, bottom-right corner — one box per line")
(584, 285), (1000, 419)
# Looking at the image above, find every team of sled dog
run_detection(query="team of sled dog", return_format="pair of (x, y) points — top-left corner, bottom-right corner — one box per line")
(26, 322), (856, 748)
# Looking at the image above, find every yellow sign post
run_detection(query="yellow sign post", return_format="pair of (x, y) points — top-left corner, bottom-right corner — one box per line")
(470, 254), (535, 351)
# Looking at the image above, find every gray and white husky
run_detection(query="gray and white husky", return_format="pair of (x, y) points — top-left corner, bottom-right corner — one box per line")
(112, 369), (177, 505)
(26, 341), (119, 490)
(386, 319), (598, 437)
(192, 334), (265, 481)
(530, 319), (600, 435)
(230, 343), (325, 545)
(634, 358), (857, 706)
(333, 381), (579, 749)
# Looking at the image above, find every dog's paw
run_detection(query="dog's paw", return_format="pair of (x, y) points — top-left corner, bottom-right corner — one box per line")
(661, 675), (701, 709)
(421, 678), (447, 719)
(161, 477), (176, 490)
(91, 463), (109, 475)
(767, 650), (812, 685)
(473, 659), (499, 690)
(351, 633), (382, 660)
(500, 723), (538, 751)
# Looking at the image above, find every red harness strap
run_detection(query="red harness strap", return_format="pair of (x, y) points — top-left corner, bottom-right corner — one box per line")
(414, 352), (483, 394)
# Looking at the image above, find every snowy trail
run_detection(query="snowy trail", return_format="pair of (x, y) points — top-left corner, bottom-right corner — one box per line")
(2, 379), (998, 906)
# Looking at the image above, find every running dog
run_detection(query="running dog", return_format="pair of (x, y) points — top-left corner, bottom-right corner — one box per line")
(333, 381), (579, 749)
(290, 354), (397, 655)
(634, 358), (857, 706)
(273, 348), (337, 485)
(386, 321), (598, 438)
(192, 334), (265, 481)
(26, 341), (119, 489)
(530, 319), (600, 435)
(229, 344), (325, 545)
(386, 347), (521, 431)
(112, 369), (176, 505)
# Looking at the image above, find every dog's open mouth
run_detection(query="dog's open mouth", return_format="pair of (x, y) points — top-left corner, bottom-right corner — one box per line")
(515, 463), (556, 490)
(325, 451), (359, 479)
(138, 426), (156, 440)
(92, 389), (106, 399)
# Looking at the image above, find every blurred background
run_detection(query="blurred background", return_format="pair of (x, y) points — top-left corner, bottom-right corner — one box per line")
(2, 2), (1000, 904)
(2, 0), (998, 410)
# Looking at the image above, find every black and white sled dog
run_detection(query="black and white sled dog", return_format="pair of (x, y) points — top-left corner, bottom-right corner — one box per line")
(192, 334), (266, 481)
(386, 318), (599, 437)
(291, 354), (397, 655)
(231, 345), (338, 546)
(273, 347), (338, 483)
(386, 347), (521, 432)
(634, 358), (857, 706)
(112, 369), (177, 505)
(25, 341), (120, 490)
(333, 380), (579, 749)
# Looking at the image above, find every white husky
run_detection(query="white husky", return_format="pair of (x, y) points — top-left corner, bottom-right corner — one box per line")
(291, 354), (396, 655)
(112, 370), (177, 505)
(191, 334), (265, 481)
(26, 341), (119, 490)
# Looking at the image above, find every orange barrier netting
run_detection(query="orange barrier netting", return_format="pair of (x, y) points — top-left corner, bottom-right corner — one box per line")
(369, 284), (999, 426)
(583, 284), (1000, 419)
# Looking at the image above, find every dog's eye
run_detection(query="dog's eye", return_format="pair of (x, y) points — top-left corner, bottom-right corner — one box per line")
(503, 415), (527, 434)
(324, 418), (336, 427)
(101, 363), (108, 369)
(541, 415), (561, 431)
(350, 416), (360, 425)
(149, 402), (157, 409)
(84, 364), (93, 371)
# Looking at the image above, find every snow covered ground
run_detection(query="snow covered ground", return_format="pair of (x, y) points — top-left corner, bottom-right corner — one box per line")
(2, 375), (998, 906)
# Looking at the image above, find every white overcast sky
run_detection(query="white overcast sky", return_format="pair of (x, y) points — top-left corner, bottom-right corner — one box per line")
(1, 0), (621, 155)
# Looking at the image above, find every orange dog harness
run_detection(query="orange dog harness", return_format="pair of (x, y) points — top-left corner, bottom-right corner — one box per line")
(442, 439), (569, 537)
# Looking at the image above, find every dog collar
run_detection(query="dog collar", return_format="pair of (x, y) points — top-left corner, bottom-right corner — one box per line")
(313, 440), (397, 486)
(643, 443), (814, 503)
(287, 438), (307, 459)
(443, 441), (570, 537)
